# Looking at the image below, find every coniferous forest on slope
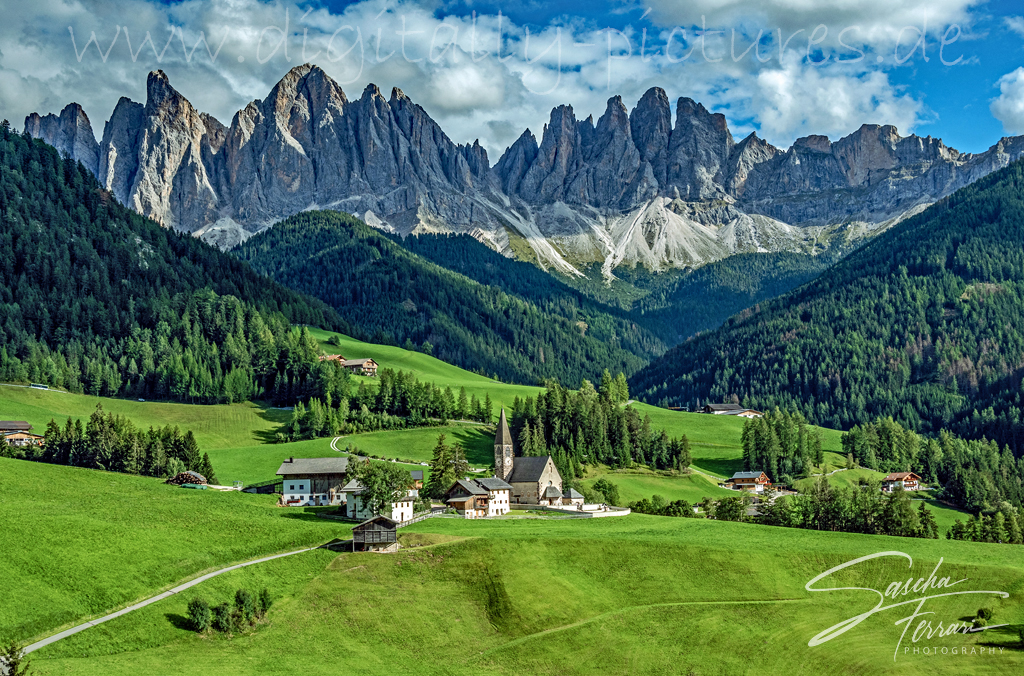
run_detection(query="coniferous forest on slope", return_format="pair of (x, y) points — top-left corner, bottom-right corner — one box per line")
(631, 158), (1024, 454)
(234, 210), (662, 385)
(0, 124), (352, 404)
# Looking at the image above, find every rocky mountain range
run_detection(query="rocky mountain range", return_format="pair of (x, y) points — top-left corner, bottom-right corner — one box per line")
(24, 64), (1024, 278)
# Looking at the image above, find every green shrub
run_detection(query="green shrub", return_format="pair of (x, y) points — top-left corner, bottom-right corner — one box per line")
(257, 588), (272, 619)
(212, 603), (233, 633)
(235, 589), (256, 626)
(186, 597), (211, 632)
(977, 607), (994, 621)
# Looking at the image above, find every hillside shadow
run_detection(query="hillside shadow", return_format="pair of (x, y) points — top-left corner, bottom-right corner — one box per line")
(977, 623), (1024, 651)
(279, 507), (341, 523)
(692, 457), (743, 478)
(165, 613), (192, 631)
(448, 426), (494, 466)
(251, 400), (292, 443)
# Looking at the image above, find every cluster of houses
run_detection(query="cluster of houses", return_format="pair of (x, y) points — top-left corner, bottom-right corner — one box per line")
(0, 421), (44, 447)
(276, 409), (593, 549)
(319, 354), (378, 377)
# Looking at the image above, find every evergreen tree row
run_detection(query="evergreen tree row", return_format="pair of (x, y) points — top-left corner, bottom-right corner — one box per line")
(507, 370), (692, 489)
(740, 409), (824, 486)
(285, 368), (494, 440)
(842, 417), (1024, 513)
(0, 404), (216, 482)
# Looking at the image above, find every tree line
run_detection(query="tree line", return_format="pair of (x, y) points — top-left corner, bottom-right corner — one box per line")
(842, 416), (1024, 513)
(506, 370), (692, 491)
(0, 405), (216, 482)
(740, 409), (824, 486)
(285, 368), (495, 440)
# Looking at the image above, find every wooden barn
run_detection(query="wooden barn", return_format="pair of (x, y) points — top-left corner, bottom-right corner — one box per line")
(351, 515), (398, 552)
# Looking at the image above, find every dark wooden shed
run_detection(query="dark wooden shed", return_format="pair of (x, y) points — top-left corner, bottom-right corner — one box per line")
(351, 515), (398, 552)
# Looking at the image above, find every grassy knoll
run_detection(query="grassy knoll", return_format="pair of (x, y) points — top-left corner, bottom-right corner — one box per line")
(581, 467), (735, 504)
(633, 403), (845, 478)
(0, 458), (345, 644)
(24, 515), (1024, 675)
(309, 327), (543, 412)
(337, 425), (494, 467)
(0, 385), (287, 451)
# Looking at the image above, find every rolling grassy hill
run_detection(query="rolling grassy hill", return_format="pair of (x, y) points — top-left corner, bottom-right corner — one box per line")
(0, 332), (848, 496)
(21, 514), (1024, 675)
(0, 458), (343, 644)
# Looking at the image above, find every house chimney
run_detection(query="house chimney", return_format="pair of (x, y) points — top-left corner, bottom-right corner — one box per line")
(289, 456), (294, 463)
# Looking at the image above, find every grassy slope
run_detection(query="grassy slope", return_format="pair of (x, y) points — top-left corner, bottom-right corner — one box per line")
(26, 516), (1024, 675)
(0, 385), (288, 451)
(309, 327), (543, 414)
(0, 458), (344, 643)
(581, 468), (735, 504)
(0, 342), (847, 496)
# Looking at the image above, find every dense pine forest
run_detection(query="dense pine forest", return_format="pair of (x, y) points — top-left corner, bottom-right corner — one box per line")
(505, 372), (692, 488)
(234, 210), (659, 385)
(0, 123), (351, 404)
(401, 233), (829, 346)
(631, 158), (1024, 454)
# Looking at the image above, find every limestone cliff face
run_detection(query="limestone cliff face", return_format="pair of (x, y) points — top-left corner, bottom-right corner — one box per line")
(26, 69), (1024, 277)
(24, 104), (100, 177)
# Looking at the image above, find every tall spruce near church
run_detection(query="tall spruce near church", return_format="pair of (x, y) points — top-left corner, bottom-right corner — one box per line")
(494, 409), (564, 505)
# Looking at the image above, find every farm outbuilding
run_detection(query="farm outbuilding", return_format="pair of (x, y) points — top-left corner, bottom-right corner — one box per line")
(351, 515), (398, 552)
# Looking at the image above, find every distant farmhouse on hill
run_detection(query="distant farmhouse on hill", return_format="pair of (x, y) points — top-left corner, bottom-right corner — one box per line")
(725, 471), (771, 493)
(0, 421), (43, 447)
(702, 404), (763, 418)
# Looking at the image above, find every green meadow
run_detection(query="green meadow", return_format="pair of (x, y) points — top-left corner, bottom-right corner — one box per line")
(309, 327), (544, 413)
(581, 467), (735, 504)
(0, 458), (343, 645)
(20, 512), (1024, 675)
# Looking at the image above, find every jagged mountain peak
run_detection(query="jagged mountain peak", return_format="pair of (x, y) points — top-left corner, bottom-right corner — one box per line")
(24, 67), (1024, 278)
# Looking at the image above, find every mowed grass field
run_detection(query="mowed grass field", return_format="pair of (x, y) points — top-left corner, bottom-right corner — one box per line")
(0, 458), (346, 644)
(581, 467), (735, 504)
(0, 385), (288, 450)
(24, 514), (1024, 675)
(309, 327), (544, 414)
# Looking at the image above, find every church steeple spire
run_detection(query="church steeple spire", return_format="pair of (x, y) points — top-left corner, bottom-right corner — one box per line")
(494, 408), (514, 481)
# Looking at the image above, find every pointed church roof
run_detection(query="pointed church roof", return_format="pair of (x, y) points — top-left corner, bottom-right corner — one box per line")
(495, 408), (513, 446)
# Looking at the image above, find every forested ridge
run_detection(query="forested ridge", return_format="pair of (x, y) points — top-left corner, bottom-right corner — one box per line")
(0, 122), (350, 403)
(235, 210), (657, 385)
(631, 158), (1024, 454)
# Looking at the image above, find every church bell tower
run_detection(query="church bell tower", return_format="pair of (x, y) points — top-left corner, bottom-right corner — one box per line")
(494, 408), (514, 481)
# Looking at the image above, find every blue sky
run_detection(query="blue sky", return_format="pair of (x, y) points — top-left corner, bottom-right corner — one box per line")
(4, 0), (1024, 157)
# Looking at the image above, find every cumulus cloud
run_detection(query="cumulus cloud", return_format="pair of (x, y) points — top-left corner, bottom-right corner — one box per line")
(1005, 16), (1024, 38)
(0, 0), (975, 162)
(991, 67), (1024, 135)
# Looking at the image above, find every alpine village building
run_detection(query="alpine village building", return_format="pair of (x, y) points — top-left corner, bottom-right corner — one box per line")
(444, 409), (576, 517)
(882, 472), (921, 492)
(725, 471), (772, 493)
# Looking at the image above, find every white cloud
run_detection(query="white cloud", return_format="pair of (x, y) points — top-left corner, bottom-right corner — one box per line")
(991, 67), (1024, 135)
(1005, 16), (1024, 38)
(0, 0), (967, 162)
(751, 56), (925, 143)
